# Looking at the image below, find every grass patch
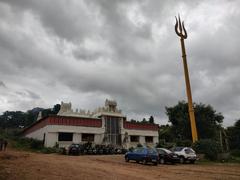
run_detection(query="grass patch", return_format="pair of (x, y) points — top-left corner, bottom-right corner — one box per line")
(227, 156), (240, 163)
(197, 156), (240, 164)
(196, 158), (217, 165)
(0, 128), (61, 154)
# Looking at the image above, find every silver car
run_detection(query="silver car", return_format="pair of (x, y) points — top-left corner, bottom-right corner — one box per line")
(172, 147), (197, 164)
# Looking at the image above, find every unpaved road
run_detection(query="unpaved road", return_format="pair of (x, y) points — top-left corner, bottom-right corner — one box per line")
(0, 150), (240, 180)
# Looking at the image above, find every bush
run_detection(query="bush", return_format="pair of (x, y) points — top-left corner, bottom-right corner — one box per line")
(41, 147), (59, 154)
(136, 143), (143, 147)
(11, 137), (31, 149)
(59, 147), (67, 155)
(10, 137), (43, 150)
(230, 149), (240, 157)
(0, 128), (59, 153)
(129, 147), (134, 152)
(30, 139), (43, 149)
(192, 139), (221, 160)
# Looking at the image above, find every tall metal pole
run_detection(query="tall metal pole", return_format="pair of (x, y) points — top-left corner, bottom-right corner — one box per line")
(175, 15), (198, 142)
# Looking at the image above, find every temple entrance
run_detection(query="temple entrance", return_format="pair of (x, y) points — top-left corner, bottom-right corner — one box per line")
(104, 116), (121, 145)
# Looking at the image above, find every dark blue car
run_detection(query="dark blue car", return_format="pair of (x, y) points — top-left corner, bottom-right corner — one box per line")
(125, 147), (158, 165)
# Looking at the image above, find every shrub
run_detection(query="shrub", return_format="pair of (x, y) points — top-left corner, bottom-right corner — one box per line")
(230, 149), (240, 157)
(59, 147), (67, 155)
(10, 137), (43, 150)
(129, 147), (134, 152)
(136, 143), (143, 147)
(192, 139), (221, 160)
(11, 137), (31, 149)
(41, 147), (59, 154)
(29, 139), (43, 149)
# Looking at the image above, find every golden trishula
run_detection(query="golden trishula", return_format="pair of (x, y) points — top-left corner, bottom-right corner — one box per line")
(175, 15), (198, 142)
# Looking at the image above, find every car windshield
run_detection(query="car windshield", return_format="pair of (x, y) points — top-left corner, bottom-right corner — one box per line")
(147, 148), (157, 154)
(173, 147), (184, 152)
(133, 148), (143, 153)
(162, 148), (172, 154)
(185, 148), (195, 154)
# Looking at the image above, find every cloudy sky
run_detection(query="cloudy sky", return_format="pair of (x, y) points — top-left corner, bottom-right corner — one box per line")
(0, 0), (239, 126)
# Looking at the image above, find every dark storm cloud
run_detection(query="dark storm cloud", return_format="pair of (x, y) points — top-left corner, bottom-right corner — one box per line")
(15, 90), (40, 100)
(0, 0), (102, 41)
(0, 81), (6, 88)
(0, 0), (239, 126)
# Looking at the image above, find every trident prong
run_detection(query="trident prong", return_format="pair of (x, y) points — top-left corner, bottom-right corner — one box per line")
(175, 15), (187, 39)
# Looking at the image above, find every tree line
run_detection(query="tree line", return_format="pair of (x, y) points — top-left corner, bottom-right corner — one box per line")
(0, 104), (60, 129)
(161, 101), (240, 153)
(130, 116), (155, 124)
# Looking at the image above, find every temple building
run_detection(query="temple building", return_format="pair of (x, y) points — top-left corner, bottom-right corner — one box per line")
(23, 100), (159, 148)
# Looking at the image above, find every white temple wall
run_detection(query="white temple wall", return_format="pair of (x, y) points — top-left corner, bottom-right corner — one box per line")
(25, 124), (158, 148)
(121, 129), (159, 149)
(25, 126), (47, 141)
(45, 132), (58, 147)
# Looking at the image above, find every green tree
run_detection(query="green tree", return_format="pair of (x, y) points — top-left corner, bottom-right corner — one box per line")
(130, 119), (137, 123)
(52, 104), (61, 114)
(158, 125), (175, 142)
(165, 101), (223, 140)
(0, 111), (27, 129)
(149, 116), (154, 124)
(192, 139), (221, 160)
(38, 104), (61, 118)
(142, 118), (147, 123)
(0, 103), (61, 129)
(227, 119), (240, 150)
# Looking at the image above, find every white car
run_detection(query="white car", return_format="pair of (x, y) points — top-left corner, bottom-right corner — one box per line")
(172, 147), (197, 164)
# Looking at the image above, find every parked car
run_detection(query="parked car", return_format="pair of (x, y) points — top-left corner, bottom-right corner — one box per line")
(171, 147), (197, 164)
(125, 147), (158, 165)
(68, 143), (82, 155)
(156, 148), (179, 164)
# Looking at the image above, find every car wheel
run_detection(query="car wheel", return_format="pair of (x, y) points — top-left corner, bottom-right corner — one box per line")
(125, 156), (129, 162)
(159, 158), (165, 164)
(179, 157), (185, 164)
(153, 162), (158, 166)
(142, 159), (147, 165)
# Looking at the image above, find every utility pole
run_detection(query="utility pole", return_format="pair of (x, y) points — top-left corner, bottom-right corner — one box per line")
(175, 15), (198, 142)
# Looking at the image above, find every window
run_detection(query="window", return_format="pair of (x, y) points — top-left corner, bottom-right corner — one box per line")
(133, 147), (144, 153)
(58, 132), (73, 141)
(157, 149), (165, 155)
(184, 148), (194, 154)
(147, 148), (157, 154)
(130, 136), (139, 142)
(163, 148), (172, 154)
(82, 133), (94, 142)
(133, 148), (140, 153)
(172, 147), (184, 152)
(145, 136), (153, 143)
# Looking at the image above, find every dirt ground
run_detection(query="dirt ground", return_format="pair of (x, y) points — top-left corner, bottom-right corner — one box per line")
(0, 150), (240, 180)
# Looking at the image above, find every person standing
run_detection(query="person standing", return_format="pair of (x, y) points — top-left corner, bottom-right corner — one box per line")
(0, 138), (3, 151)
